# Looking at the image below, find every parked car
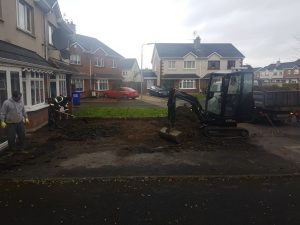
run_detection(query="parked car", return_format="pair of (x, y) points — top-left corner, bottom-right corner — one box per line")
(148, 86), (169, 97)
(103, 87), (139, 99)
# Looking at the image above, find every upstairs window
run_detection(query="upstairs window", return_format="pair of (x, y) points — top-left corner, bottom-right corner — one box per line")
(208, 61), (220, 70)
(48, 24), (54, 45)
(17, 0), (33, 33)
(227, 60), (235, 69)
(168, 61), (176, 69)
(95, 57), (104, 67)
(112, 59), (117, 68)
(184, 61), (195, 69)
(70, 54), (81, 65)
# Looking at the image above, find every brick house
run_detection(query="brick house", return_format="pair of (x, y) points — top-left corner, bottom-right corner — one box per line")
(151, 36), (245, 93)
(69, 34), (124, 97)
(257, 59), (300, 86)
(0, 0), (76, 134)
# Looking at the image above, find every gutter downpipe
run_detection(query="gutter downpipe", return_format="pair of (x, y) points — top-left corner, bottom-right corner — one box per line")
(90, 58), (92, 95)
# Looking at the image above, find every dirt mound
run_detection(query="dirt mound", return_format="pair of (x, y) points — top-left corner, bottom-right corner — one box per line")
(173, 106), (202, 138)
(58, 118), (121, 141)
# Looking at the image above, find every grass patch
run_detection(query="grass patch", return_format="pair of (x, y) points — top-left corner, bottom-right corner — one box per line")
(73, 106), (167, 118)
(190, 93), (206, 102)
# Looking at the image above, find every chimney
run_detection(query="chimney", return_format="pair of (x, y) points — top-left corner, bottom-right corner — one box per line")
(276, 60), (280, 67)
(194, 35), (201, 50)
(67, 21), (76, 34)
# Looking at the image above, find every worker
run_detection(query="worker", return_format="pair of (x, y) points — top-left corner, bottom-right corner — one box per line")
(48, 96), (71, 130)
(0, 90), (29, 151)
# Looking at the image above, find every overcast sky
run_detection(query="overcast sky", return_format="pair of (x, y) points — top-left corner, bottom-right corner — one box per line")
(58, 0), (300, 68)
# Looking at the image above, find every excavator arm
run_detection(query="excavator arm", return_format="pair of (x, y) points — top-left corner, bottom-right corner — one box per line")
(167, 88), (206, 128)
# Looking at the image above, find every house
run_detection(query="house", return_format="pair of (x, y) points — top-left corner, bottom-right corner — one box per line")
(121, 58), (141, 82)
(69, 34), (124, 97)
(0, 0), (76, 131)
(257, 59), (300, 86)
(119, 58), (142, 92)
(151, 36), (245, 92)
(142, 69), (157, 90)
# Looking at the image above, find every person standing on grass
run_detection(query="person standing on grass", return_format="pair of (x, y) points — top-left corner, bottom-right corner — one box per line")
(0, 90), (29, 151)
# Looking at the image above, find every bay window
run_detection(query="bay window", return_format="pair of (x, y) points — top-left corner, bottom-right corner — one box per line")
(179, 80), (196, 89)
(30, 72), (44, 106)
(95, 80), (109, 91)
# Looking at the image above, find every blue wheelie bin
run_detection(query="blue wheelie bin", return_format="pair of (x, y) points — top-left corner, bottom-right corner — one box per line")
(72, 91), (80, 106)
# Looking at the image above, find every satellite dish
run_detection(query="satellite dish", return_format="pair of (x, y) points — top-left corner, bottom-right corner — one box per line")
(52, 28), (69, 50)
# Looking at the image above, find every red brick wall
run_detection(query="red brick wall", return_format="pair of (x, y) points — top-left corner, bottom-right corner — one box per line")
(69, 46), (123, 97)
(26, 107), (49, 132)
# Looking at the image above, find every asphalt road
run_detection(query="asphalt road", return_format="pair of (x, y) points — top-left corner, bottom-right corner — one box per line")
(0, 175), (299, 225)
(1, 96), (300, 225)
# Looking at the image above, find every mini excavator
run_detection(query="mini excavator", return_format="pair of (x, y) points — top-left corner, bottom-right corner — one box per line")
(160, 71), (255, 142)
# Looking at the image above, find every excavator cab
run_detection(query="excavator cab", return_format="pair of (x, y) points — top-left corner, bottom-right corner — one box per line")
(205, 71), (254, 124)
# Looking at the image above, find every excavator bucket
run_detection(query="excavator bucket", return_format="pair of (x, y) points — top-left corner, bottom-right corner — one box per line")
(159, 127), (184, 143)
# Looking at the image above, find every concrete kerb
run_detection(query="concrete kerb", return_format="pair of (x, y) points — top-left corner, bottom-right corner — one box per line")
(1, 173), (300, 184)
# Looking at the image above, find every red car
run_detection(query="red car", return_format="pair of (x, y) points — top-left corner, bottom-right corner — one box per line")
(103, 87), (139, 99)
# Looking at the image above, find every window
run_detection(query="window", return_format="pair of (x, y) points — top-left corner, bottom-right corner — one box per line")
(294, 69), (299, 74)
(48, 24), (54, 45)
(112, 59), (117, 68)
(95, 80), (108, 91)
(0, 0), (3, 20)
(208, 61), (220, 70)
(95, 57), (104, 67)
(147, 80), (154, 89)
(17, 0), (33, 33)
(29, 72), (44, 106)
(73, 79), (84, 91)
(58, 75), (66, 96)
(227, 60), (235, 69)
(179, 80), (196, 89)
(184, 61), (195, 69)
(168, 61), (176, 69)
(288, 70), (291, 75)
(10, 72), (20, 95)
(0, 71), (7, 107)
(70, 54), (81, 64)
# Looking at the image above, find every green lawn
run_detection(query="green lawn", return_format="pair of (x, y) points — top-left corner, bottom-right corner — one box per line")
(73, 106), (167, 118)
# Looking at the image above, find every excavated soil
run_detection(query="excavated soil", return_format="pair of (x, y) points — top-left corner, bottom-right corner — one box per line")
(0, 106), (299, 178)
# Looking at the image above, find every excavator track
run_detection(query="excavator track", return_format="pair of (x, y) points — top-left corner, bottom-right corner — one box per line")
(203, 126), (249, 138)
